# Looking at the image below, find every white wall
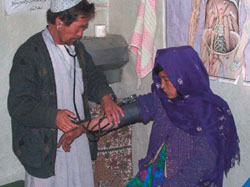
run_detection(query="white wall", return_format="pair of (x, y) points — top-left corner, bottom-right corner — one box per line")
(0, 1), (47, 184)
(1, 0), (249, 186)
(0, 1), (108, 185)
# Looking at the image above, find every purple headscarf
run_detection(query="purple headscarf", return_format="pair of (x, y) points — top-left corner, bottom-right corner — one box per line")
(152, 46), (240, 186)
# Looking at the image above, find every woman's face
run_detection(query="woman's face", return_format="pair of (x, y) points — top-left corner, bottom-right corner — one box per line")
(158, 71), (178, 99)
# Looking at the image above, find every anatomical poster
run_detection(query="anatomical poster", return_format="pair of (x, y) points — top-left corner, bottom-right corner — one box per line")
(166, 0), (250, 82)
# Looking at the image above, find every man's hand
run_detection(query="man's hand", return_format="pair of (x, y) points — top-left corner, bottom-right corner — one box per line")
(56, 109), (79, 132)
(101, 95), (124, 125)
(57, 125), (85, 152)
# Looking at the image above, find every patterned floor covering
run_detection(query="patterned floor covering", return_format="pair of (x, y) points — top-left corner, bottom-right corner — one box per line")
(89, 102), (133, 187)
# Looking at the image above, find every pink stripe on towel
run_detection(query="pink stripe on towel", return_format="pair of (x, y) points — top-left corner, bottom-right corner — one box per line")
(129, 0), (156, 88)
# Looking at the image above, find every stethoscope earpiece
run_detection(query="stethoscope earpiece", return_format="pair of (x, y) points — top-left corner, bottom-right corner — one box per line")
(56, 22), (63, 30)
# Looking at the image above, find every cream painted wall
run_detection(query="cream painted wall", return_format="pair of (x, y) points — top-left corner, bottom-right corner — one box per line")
(0, 1), (48, 184)
(1, 0), (249, 186)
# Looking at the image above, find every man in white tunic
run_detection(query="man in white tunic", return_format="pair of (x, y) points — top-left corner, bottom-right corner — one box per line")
(8, 0), (123, 187)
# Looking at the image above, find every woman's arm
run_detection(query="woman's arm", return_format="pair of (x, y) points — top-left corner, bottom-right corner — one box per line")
(85, 93), (159, 134)
(84, 101), (143, 134)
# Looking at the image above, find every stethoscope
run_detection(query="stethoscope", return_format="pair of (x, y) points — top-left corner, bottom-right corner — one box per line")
(64, 44), (99, 136)
(64, 44), (81, 122)
(63, 40), (112, 136)
(56, 23), (86, 125)
(56, 22), (81, 121)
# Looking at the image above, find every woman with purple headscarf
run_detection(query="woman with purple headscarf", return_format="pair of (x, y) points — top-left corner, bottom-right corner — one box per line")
(60, 46), (240, 187)
(124, 45), (240, 187)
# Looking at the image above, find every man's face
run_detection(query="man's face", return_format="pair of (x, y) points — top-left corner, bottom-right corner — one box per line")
(158, 71), (178, 99)
(59, 16), (89, 45)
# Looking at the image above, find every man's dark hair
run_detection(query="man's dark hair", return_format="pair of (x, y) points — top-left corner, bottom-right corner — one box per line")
(154, 64), (164, 75)
(47, 0), (95, 26)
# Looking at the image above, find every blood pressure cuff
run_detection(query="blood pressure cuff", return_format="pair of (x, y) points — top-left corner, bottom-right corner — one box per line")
(88, 98), (143, 160)
(117, 101), (143, 129)
(90, 100), (143, 136)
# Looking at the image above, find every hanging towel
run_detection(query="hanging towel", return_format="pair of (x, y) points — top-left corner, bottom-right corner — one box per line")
(129, 0), (157, 88)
